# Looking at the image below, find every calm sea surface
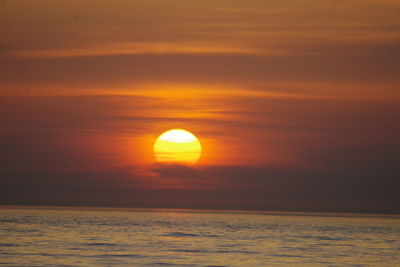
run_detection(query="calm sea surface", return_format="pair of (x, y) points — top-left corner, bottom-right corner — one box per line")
(0, 206), (399, 266)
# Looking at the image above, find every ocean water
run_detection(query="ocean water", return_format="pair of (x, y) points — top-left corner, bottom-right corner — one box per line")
(0, 207), (399, 266)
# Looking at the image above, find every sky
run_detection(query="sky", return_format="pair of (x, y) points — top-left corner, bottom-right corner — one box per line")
(1, 0), (399, 213)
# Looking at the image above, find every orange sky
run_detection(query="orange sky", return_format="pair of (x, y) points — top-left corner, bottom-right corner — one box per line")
(0, 0), (399, 213)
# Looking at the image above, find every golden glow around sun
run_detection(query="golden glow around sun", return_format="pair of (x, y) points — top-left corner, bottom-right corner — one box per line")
(154, 129), (202, 164)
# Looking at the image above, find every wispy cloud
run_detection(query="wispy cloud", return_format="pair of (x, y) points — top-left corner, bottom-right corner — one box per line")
(1, 0), (400, 212)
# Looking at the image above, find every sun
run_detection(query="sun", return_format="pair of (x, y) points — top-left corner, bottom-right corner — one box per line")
(154, 129), (202, 164)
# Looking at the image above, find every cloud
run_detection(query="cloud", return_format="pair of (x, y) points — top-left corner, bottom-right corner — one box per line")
(1, 0), (399, 215)
(2, 0), (400, 100)
(1, 92), (399, 212)
(1, 41), (399, 100)
(153, 157), (399, 213)
(1, 160), (399, 213)
(1, 94), (399, 169)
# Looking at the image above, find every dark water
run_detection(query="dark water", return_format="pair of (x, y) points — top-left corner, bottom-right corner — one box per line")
(0, 206), (399, 266)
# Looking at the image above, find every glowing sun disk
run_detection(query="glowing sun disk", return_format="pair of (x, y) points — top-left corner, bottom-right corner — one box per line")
(154, 129), (202, 164)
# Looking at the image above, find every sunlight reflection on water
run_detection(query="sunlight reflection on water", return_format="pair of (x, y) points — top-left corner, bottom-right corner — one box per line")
(0, 207), (399, 266)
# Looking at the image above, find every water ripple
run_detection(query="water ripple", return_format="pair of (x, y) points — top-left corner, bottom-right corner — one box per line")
(162, 232), (221, 238)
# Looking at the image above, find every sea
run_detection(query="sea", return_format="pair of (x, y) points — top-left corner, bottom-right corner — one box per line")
(0, 206), (399, 266)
